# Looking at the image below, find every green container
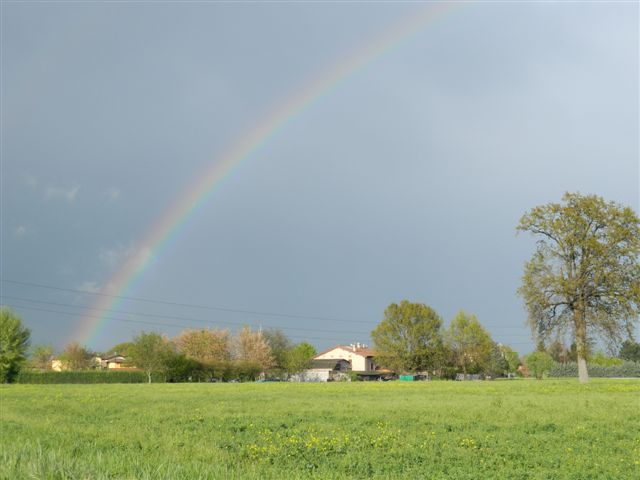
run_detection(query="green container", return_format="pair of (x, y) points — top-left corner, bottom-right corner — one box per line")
(399, 375), (415, 381)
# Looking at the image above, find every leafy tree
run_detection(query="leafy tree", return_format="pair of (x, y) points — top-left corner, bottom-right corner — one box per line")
(59, 342), (94, 370)
(446, 311), (493, 375)
(589, 351), (623, 367)
(106, 341), (134, 357)
(163, 352), (201, 382)
(484, 342), (509, 378)
(231, 361), (262, 382)
(523, 351), (554, 379)
(618, 340), (640, 362)
(235, 327), (275, 372)
(518, 193), (640, 383)
(174, 328), (231, 363)
(567, 340), (594, 363)
(129, 332), (173, 383)
(547, 340), (570, 364)
(0, 307), (31, 383)
(262, 329), (293, 371)
(371, 301), (444, 373)
(498, 344), (521, 374)
(284, 342), (317, 374)
(30, 344), (54, 370)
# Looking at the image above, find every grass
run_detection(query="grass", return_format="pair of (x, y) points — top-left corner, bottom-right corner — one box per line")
(1, 379), (639, 479)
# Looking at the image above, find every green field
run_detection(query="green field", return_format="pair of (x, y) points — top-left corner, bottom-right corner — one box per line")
(2, 379), (639, 479)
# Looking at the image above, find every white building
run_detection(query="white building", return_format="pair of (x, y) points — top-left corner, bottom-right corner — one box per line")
(314, 343), (376, 373)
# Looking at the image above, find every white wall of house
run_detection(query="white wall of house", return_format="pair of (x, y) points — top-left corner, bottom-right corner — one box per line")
(51, 359), (66, 372)
(289, 369), (331, 382)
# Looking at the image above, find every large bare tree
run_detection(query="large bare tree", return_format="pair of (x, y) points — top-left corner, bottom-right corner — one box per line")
(235, 327), (275, 372)
(517, 193), (640, 383)
(174, 328), (231, 363)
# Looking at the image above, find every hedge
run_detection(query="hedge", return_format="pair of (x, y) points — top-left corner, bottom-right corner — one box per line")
(16, 370), (152, 384)
(15, 362), (266, 384)
(548, 361), (640, 378)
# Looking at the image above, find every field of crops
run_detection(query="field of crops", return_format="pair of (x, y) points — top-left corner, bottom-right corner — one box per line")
(2, 379), (639, 479)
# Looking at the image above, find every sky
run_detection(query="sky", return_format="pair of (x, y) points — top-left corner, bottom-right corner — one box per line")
(1, 1), (638, 355)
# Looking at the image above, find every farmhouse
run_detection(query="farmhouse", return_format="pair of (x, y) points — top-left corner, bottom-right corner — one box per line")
(51, 359), (68, 372)
(314, 343), (377, 372)
(290, 343), (384, 382)
(50, 355), (131, 371)
(98, 355), (126, 369)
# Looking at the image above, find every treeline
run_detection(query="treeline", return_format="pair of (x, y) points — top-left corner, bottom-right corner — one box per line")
(4, 303), (639, 384)
(14, 361), (277, 384)
(369, 301), (640, 380)
(519, 339), (640, 379)
(25, 326), (317, 383)
(370, 302), (521, 378)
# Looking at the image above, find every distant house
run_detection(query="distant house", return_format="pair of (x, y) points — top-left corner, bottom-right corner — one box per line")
(291, 343), (383, 382)
(314, 343), (377, 373)
(98, 355), (127, 369)
(51, 359), (68, 372)
(51, 355), (128, 371)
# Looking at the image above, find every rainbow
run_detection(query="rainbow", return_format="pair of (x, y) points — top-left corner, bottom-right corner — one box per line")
(77, 3), (461, 347)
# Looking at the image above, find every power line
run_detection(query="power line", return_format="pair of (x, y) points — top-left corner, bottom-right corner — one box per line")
(7, 301), (534, 347)
(3, 301), (534, 347)
(0, 295), (370, 336)
(1, 278), (531, 330)
(1, 278), (375, 325)
(0, 294), (531, 336)
(3, 303), (356, 344)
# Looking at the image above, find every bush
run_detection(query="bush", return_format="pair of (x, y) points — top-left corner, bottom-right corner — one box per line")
(523, 352), (554, 379)
(548, 361), (640, 378)
(163, 354), (202, 383)
(16, 370), (151, 384)
(231, 361), (262, 382)
(589, 352), (623, 367)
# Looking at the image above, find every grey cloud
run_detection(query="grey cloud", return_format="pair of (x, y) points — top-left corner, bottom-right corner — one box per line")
(44, 184), (79, 202)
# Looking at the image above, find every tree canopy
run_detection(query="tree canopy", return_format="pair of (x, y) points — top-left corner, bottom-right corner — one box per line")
(30, 345), (54, 370)
(446, 310), (494, 375)
(235, 327), (275, 372)
(59, 342), (94, 370)
(523, 351), (554, 379)
(262, 329), (294, 371)
(284, 342), (316, 374)
(518, 193), (640, 382)
(174, 328), (231, 364)
(0, 307), (31, 383)
(371, 301), (444, 373)
(618, 340), (640, 362)
(128, 332), (173, 383)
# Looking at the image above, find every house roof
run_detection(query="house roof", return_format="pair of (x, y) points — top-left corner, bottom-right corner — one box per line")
(314, 345), (376, 358)
(102, 355), (125, 362)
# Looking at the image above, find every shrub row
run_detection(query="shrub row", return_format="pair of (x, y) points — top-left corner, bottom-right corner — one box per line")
(16, 370), (151, 384)
(548, 361), (640, 378)
(15, 360), (267, 384)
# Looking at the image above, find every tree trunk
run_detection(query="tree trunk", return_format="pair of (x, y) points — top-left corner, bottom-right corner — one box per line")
(577, 354), (588, 384)
(147, 371), (152, 384)
(574, 309), (589, 384)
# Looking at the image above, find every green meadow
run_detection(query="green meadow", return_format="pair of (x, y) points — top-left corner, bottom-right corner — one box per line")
(2, 379), (639, 479)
